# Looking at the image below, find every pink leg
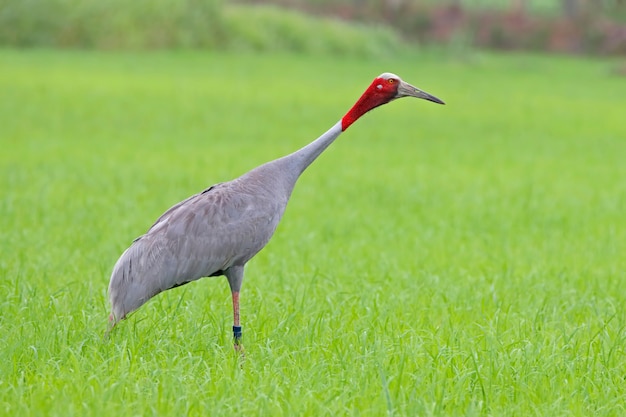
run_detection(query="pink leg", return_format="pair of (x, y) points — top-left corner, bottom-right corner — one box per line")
(225, 267), (244, 352)
(232, 291), (243, 349)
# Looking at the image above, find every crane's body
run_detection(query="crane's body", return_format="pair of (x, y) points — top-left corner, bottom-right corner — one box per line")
(108, 73), (444, 348)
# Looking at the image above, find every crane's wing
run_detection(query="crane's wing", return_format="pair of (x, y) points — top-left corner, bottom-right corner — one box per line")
(142, 183), (222, 237)
(109, 180), (285, 320)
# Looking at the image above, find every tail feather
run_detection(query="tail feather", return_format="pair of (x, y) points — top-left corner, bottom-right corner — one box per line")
(108, 241), (161, 322)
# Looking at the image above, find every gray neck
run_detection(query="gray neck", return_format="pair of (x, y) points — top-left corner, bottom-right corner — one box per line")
(281, 121), (343, 177)
(239, 121), (344, 198)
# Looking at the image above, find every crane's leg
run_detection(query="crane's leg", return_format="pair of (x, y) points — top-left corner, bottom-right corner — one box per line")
(232, 291), (242, 346)
(225, 266), (244, 351)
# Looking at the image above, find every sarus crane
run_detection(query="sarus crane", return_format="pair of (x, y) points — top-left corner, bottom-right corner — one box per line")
(108, 72), (444, 349)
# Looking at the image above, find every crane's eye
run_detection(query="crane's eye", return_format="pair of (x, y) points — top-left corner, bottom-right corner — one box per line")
(387, 79), (396, 84)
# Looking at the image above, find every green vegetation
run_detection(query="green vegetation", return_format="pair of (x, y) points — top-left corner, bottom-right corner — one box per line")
(0, 0), (403, 57)
(0, 0), (224, 48)
(2, 0), (624, 55)
(223, 5), (402, 57)
(1, 49), (625, 416)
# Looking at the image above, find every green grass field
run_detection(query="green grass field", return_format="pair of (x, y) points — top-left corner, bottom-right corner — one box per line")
(1, 49), (625, 416)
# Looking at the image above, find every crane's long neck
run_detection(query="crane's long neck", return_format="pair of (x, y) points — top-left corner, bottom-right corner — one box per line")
(238, 120), (343, 199)
(241, 85), (385, 197)
(279, 85), (385, 177)
(282, 120), (343, 176)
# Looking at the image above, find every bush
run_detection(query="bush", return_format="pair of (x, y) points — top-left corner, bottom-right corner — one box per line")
(0, 0), (404, 57)
(223, 5), (404, 57)
(0, 0), (225, 49)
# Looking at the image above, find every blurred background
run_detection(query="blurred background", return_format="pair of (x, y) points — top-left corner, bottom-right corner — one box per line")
(0, 0), (624, 59)
(2, 2), (625, 415)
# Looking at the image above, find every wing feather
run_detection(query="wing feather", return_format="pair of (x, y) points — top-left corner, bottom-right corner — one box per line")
(109, 180), (285, 320)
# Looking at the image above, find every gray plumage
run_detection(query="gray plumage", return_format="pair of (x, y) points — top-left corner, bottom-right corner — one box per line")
(109, 122), (338, 321)
(108, 73), (444, 345)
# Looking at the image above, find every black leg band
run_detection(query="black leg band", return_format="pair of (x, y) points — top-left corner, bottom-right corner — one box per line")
(233, 326), (242, 341)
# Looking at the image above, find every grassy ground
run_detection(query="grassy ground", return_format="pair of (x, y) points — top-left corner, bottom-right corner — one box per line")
(1, 49), (625, 416)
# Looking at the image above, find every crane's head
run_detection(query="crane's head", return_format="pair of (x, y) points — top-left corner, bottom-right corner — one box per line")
(341, 72), (444, 131)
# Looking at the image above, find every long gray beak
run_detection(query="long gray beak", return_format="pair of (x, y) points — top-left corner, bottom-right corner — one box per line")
(397, 81), (445, 105)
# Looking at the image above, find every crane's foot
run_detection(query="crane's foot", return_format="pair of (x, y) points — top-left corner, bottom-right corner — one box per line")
(233, 326), (245, 356)
(233, 325), (242, 341)
(233, 326), (242, 347)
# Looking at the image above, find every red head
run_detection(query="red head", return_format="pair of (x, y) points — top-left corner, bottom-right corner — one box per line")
(341, 72), (444, 131)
